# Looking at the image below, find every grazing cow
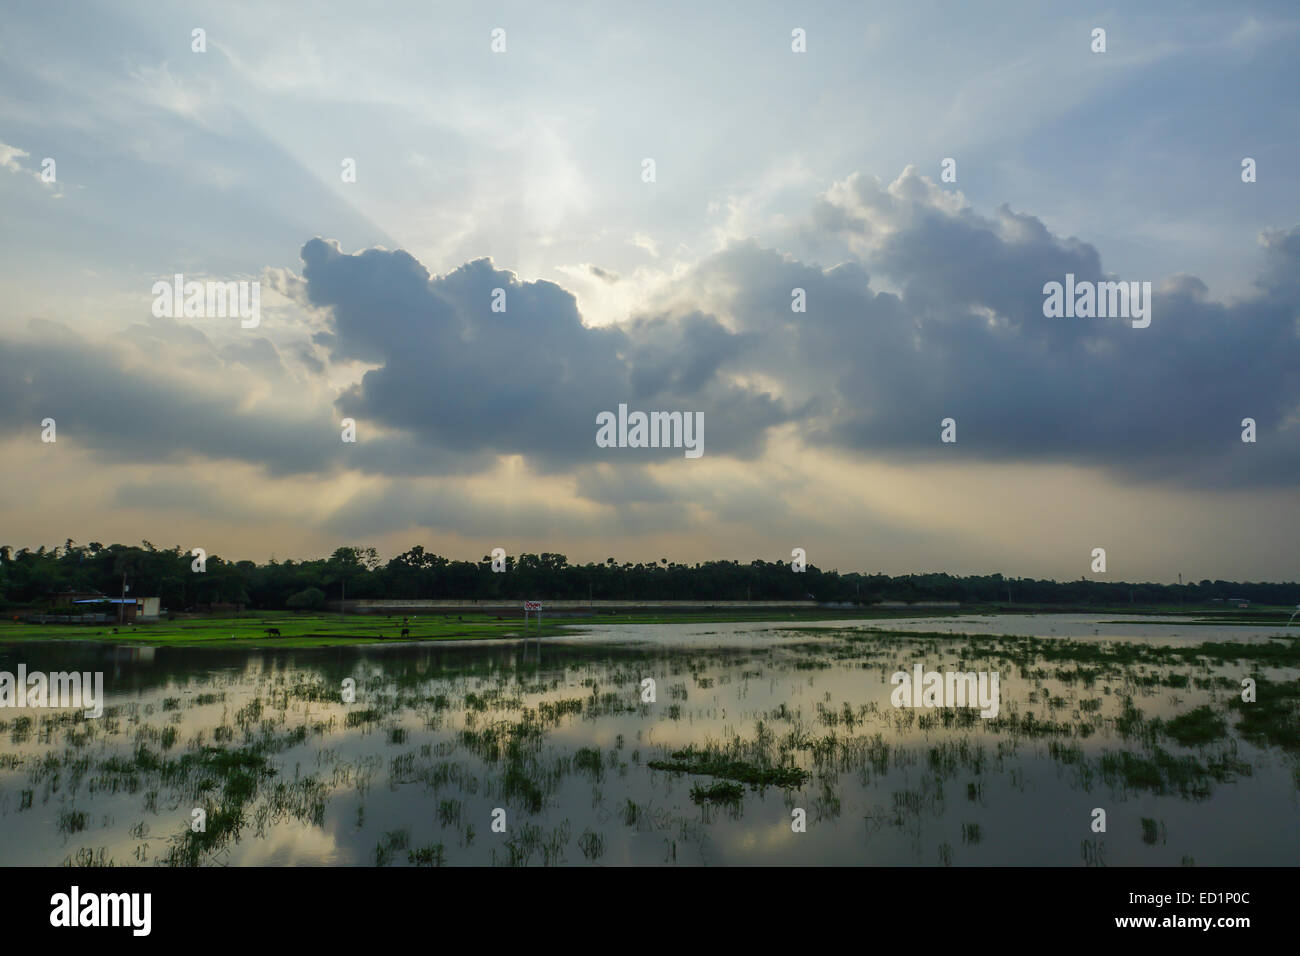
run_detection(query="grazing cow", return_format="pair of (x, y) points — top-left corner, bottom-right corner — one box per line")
(400, 628), (410, 638)
(265, 627), (281, 637)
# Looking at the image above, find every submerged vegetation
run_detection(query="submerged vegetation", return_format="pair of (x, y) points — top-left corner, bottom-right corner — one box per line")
(689, 781), (745, 805)
(0, 614), (1296, 865)
(1229, 679), (1300, 751)
(1162, 706), (1229, 747)
(649, 746), (809, 789)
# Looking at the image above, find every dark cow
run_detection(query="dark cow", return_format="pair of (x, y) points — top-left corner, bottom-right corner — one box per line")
(400, 628), (410, 638)
(265, 627), (281, 637)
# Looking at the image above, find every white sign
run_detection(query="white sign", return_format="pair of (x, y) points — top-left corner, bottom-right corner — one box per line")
(524, 601), (541, 611)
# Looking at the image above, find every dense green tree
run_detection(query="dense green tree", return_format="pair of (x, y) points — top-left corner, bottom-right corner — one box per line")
(0, 539), (1296, 611)
(286, 587), (326, 611)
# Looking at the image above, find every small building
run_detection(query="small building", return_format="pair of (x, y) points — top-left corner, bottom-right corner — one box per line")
(72, 597), (161, 623)
(53, 589), (107, 607)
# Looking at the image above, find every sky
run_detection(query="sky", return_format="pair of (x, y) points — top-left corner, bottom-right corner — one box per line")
(1, 0), (1297, 582)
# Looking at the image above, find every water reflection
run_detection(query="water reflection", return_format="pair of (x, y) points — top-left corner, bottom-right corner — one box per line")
(0, 615), (1296, 866)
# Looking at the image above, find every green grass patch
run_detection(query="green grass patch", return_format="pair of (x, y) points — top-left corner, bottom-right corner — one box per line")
(648, 746), (808, 788)
(689, 781), (745, 805)
(1230, 679), (1300, 752)
(1162, 705), (1229, 746)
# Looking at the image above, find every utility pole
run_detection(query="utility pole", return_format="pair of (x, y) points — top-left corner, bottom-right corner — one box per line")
(120, 570), (127, 624)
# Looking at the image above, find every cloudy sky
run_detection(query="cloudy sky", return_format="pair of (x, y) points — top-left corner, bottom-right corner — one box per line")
(1, 0), (1297, 582)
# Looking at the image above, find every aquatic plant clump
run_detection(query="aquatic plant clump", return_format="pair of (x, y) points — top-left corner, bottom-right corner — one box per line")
(647, 746), (809, 789)
(3, 613), (1298, 866)
(690, 781), (745, 805)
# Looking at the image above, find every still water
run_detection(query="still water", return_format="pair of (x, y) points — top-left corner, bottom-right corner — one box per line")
(1, 616), (1296, 866)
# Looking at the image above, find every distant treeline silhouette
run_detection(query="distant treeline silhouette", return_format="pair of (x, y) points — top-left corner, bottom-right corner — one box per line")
(2, 542), (1296, 611)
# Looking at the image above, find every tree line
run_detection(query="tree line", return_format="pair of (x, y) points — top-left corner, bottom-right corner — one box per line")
(1, 541), (1296, 612)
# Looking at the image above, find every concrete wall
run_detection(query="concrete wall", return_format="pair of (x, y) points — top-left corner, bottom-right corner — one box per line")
(24, 613), (116, 624)
(330, 598), (821, 614)
(875, 600), (960, 607)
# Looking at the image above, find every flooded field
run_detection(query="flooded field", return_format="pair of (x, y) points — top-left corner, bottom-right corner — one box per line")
(1, 615), (1297, 866)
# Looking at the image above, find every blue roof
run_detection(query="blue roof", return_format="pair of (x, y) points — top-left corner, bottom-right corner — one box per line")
(72, 598), (137, 604)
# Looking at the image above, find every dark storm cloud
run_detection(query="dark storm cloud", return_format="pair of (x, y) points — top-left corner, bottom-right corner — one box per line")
(0, 324), (333, 476)
(2, 168), (1294, 496)
(0, 316), (486, 479)
(297, 237), (796, 468)
(688, 169), (1300, 488)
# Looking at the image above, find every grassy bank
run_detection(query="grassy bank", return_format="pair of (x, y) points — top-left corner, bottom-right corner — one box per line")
(0, 612), (558, 647)
(0, 606), (963, 647)
(0, 604), (1291, 648)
